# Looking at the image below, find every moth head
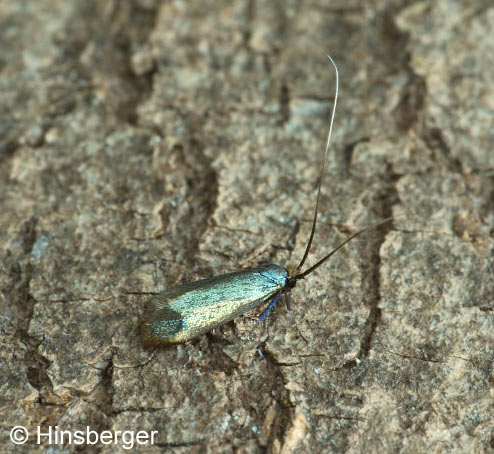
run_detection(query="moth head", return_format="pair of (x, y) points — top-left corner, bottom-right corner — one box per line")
(285, 265), (300, 290)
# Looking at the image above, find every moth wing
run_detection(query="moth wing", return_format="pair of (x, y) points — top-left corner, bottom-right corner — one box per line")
(140, 288), (188, 345)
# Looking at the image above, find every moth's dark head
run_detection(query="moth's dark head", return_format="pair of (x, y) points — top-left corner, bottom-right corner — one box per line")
(285, 276), (297, 291)
(285, 265), (301, 291)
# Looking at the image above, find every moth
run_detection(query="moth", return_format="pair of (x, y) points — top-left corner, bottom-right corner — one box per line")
(141, 56), (391, 345)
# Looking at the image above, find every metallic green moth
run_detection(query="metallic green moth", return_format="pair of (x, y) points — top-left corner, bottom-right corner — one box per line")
(141, 264), (289, 344)
(139, 56), (390, 346)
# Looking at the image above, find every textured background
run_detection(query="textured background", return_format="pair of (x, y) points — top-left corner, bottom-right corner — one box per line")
(1, 1), (493, 453)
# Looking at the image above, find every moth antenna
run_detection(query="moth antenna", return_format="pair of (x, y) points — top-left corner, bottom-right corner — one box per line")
(295, 217), (393, 280)
(296, 55), (339, 272)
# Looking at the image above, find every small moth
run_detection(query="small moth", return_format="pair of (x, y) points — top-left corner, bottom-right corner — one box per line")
(141, 56), (390, 345)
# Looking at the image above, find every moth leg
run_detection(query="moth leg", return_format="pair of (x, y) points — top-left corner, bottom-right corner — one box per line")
(284, 293), (292, 311)
(259, 291), (282, 322)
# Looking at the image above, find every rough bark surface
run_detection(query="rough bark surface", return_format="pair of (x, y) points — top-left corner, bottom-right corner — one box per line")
(1, 1), (493, 453)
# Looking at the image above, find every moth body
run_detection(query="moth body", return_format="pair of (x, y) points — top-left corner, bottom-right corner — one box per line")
(141, 264), (288, 345)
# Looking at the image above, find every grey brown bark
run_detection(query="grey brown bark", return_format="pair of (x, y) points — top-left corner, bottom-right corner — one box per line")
(1, 1), (493, 453)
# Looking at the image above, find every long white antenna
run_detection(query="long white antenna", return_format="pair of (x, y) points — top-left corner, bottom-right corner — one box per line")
(296, 55), (339, 271)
